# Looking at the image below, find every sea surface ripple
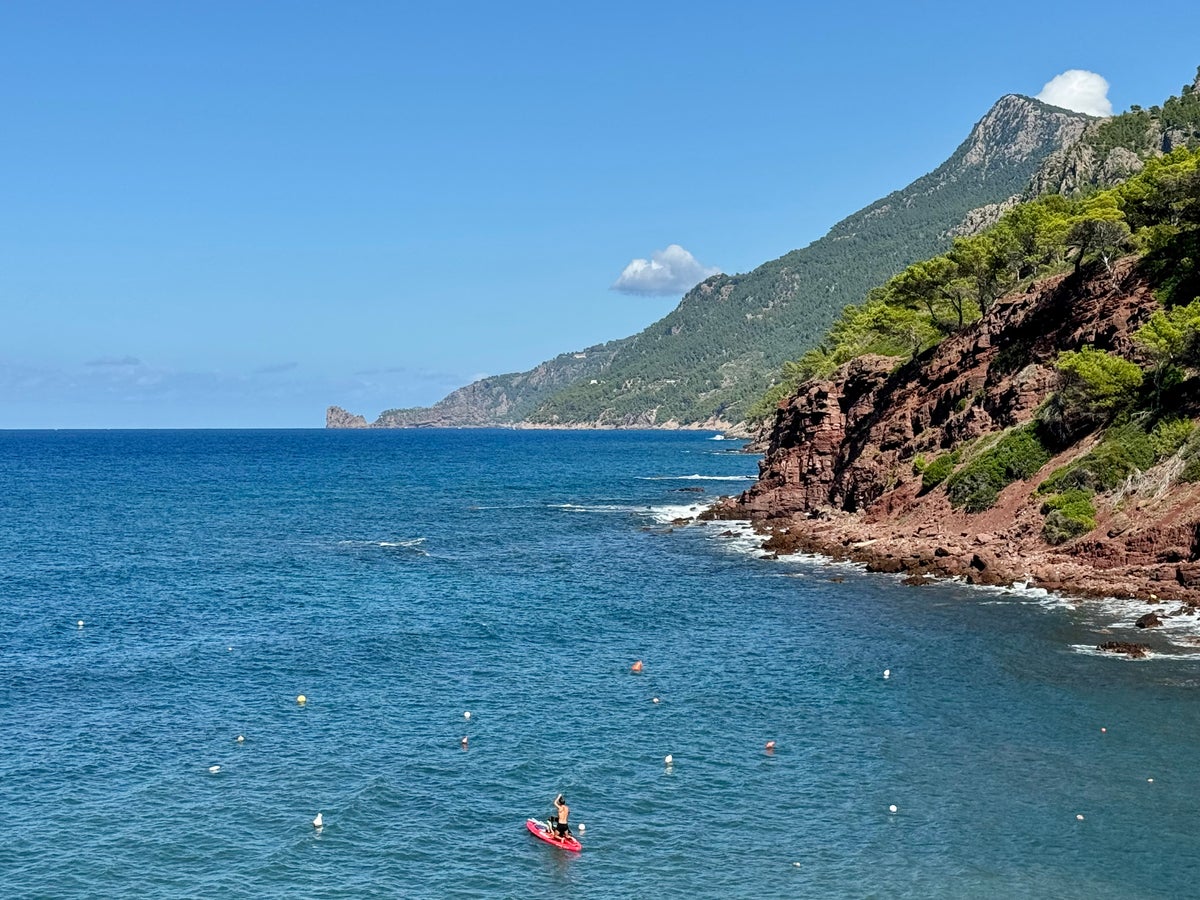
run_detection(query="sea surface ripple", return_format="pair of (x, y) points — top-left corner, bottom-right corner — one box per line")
(1, 429), (1198, 898)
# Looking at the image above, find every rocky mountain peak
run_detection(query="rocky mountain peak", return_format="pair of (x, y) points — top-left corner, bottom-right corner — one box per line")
(958, 94), (1091, 172)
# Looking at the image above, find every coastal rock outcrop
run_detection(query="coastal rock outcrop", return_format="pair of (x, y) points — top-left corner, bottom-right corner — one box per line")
(326, 406), (369, 428)
(708, 258), (1200, 604)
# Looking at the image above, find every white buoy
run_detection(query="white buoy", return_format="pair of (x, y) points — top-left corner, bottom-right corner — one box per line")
(1076, 814), (1084, 821)
(1148, 778), (1154, 783)
(208, 765), (221, 774)
(236, 735), (245, 743)
(888, 804), (897, 814)
(578, 823), (585, 833)
(652, 697), (660, 704)
(883, 669), (890, 679)
(297, 694), (307, 705)
(77, 620), (84, 628)
(313, 812), (323, 828)
(227, 646), (233, 652)
(664, 754), (673, 765)
(464, 711), (471, 720)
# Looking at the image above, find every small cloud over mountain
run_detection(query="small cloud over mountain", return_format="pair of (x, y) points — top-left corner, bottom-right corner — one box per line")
(1036, 70), (1112, 117)
(612, 244), (721, 296)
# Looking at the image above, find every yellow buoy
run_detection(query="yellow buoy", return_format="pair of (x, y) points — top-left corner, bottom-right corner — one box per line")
(297, 695), (307, 705)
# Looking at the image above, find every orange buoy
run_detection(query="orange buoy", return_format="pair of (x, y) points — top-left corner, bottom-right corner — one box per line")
(631, 660), (643, 673)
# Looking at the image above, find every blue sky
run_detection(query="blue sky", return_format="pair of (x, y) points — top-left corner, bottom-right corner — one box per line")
(2, 1), (1198, 427)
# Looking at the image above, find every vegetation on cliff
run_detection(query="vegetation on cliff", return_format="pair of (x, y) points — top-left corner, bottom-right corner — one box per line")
(334, 95), (1090, 429)
(526, 97), (1088, 427)
(755, 136), (1200, 555)
(751, 146), (1200, 423)
(750, 73), (1200, 422)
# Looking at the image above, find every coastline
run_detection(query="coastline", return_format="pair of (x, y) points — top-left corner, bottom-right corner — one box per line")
(686, 496), (1199, 658)
(325, 404), (754, 438)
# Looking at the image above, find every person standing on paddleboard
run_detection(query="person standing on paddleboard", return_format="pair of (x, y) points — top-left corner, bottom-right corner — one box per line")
(549, 794), (570, 839)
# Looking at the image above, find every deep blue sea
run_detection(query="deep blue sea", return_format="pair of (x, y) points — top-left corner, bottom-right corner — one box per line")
(3, 429), (1200, 898)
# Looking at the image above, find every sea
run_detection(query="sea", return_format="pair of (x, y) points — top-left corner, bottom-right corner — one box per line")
(2, 428), (1199, 899)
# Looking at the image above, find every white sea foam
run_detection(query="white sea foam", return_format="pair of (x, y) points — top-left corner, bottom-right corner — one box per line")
(548, 503), (639, 514)
(644, 504), (708, 524)
(1070, 644), (1156, 661)
(378, 538), (426, 548)
(639, 474), (756, 481)
(337, 538), (429, 555)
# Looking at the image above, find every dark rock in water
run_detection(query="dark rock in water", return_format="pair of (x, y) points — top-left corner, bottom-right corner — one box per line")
(1097, 641), (1149, 658)
(829, 577), (844, 583)
(720, 530), (736, 537)
(673, 487), (706, 493)
(1135, 612), (1163, 629)
(671, 517), (691, 526)
(902, 574), (927, 586)
(868, 556), (905, 574)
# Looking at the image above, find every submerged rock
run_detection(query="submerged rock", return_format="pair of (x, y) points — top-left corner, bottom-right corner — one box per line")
(1135, 612), (1163, 629)
(1097, 641), (1150, 659)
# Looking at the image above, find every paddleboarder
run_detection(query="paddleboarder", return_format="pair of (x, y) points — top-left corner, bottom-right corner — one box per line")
(549, 794), (571, 840)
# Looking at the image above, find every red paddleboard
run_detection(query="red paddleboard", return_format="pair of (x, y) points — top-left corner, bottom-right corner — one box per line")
(526, 818), (582, 852)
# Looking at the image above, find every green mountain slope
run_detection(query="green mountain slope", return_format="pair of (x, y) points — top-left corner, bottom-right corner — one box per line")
(527, 95), (1090, 426)
(331, 94), (1090, 429)
(367, 338), (632, 427)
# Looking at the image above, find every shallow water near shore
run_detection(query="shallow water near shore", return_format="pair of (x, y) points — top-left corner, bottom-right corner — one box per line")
(2, 428), (1199, 898)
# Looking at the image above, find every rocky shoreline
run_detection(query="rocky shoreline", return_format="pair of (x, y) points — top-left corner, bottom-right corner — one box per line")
(690, 259), (1200, 660)
(691, 501), (1188, 659)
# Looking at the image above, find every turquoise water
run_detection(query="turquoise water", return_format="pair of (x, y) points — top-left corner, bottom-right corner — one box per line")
(2, 429), (1198, 898)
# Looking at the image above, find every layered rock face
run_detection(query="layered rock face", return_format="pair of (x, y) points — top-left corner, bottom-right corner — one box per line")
(712, 259), (1200, 603)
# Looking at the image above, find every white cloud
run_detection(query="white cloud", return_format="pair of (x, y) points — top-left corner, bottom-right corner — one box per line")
(611, 244), (721, 296)
(1036, 69), (1112, 117)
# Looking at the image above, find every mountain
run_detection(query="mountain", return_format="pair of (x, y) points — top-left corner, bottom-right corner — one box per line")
(1027, 68), (1200, 198)
(699, 100), (1200, 621)
(330, 94), (1090, 430)
(354, 338), (631, 428)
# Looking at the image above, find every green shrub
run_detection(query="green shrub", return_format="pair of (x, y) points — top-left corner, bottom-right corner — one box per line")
(1040, 487), (1098, 544)
(1181, 456), (1200, 483)
(946, 426), (1051, 512)
(920, 451), (959, 491)
(1039, 488), (1095, 515)
(1038, 423), (1156, 493)
(1043, 508), (1097, 544)
(1054, 347), (1144, 431)
(1150, 417), (1196, 459)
